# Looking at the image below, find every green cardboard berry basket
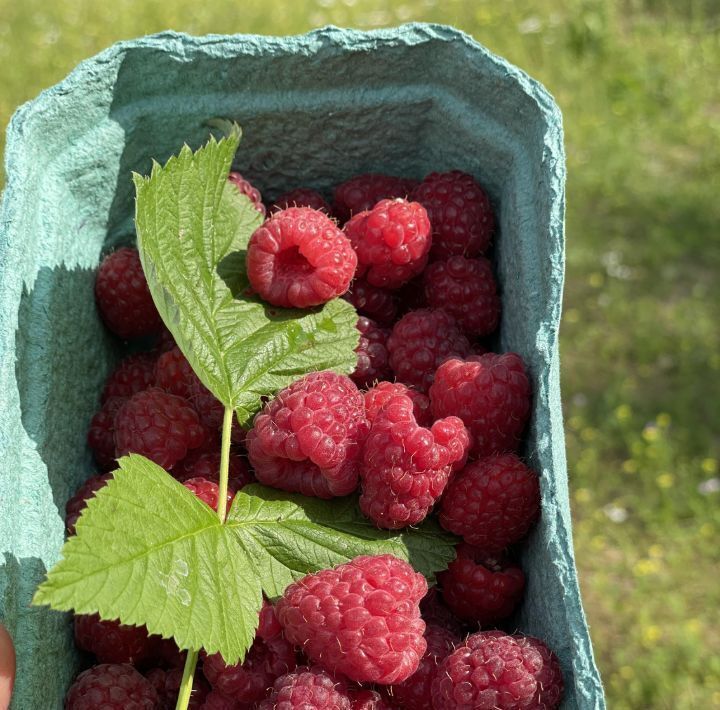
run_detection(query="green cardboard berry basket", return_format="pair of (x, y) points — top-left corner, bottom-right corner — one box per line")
(0, 24), (604, 708)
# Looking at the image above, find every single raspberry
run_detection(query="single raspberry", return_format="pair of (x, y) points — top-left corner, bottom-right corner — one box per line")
(74, 614), (155, 665)
(65, 473), (112, 535)
(364, 382), (431, 427)
(514, 636), (564, 709)
(247, 372), (368, 498)
(349, 688), (395, 709)
(388, 624), (459, 710)
(186, 377), (246, 445)
(95, 247), (162, 340)
(114, 388), (206, 469)
(352, 317), (391, 388)
(88, 398), (125, 470)
(145, 667), (209, 709)
(173, 447), (254, 490)
(422, 256), (500, 336)
(343, 279), (398, 326)
(155, 346), (196, 399)
(257, 666), (352, 710)
(439, 544), (525, 624)
(228, 172), (266, 216)
(183, 477), (235, 511)
(333, 174), (418, 223)
(246, 207), (357, 309)
(412, 171), (494, 259)
(201, 690), (252, 709)
(65, 664), (160, 709)
(101, 353), (156, 404)
(431, 631), (541, 710)
(360, 394), (469, 529)
(439, 454), (540, 553)
(429, 353), (531, 457)
(387, 310), (471, 393)
(344, 199), (431, 289)
(419, 588), (464, 638)
(276, 554), (427, 684)
(272, 188), (332, 214)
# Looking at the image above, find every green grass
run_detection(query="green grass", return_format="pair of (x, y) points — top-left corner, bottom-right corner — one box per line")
(2, 1), (719, 707)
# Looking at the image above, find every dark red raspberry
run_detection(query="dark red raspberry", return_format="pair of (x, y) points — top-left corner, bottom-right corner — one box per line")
(387, 309), (471, 393)
(74, 615), (154, 665)
(412, 171), (494, 259)
(247, 372), (368, 498)
(173, 447), (254, 491)
(201, 690), (251, 709)
(257, 666), (352, 710)
(343, 279), (398, 326)
(423, 256), (500, 336)
(439, 544), (525, 624)
(145, 667), (209, 709)
(155, 346), (197, 399)
(514, 635), (564, 709)
(183, 477), (235, 511)
(95, 247), (162, 340)
(65, 473), (112, 535)
(246, 207), (356, 308)
(349, 688), (395, 709)
(360, 393), (469, 529)
(149, 637), (187, 669)
(352, 317), (391, 388)
(364, 382), (431, 427)
(101, 353), (156, 404)
(272, 188), (332, 214)
(276, 555), (427, 684)
(439, 454), (540, 553)
(114, 388), (206, 469)
(65, 664), (160, 709)
(333, 174), (418, 223)
(429, 353), (531, 457)
(186, 378), (246, 445)
(395, 276), (427, 315)
(88, 398), (125, 470)
(152, 326), (177, 354)
(431, 631), (541, 710)
(419, 587), (464, 638)
(388, 623), (459, 710)
(228, 172), (266, 216)
(344, 199), (431, 289)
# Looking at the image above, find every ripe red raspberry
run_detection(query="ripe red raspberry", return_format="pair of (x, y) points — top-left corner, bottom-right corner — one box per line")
(65, 663), (160, 709)
(352, 317), (391, 388)
(74, 614), (154, 664)
(203, 628), (296, 704)
(173, 447), (254, 490)
(439, 544), (525, 624)
(343, 279), (398, 326)
(344, 199), (431, 289)
(114, 388), (206, 469)
(272, 187), (332, 214)
(65, 473), (112, 535)
(360, 394), (469, 529)
(246, 207), (357, 309)
(247, 372), (368, 498)
(257, 666), (352, 710)
(419, 587), (464, 638)
(228, 171), (266, 216)
(387, 623), (459, 710)
(364, 382), (431, 427)
(387, 310), (471, 393)
(333, 174), (418, 223)
(154, 346), (196, 399)
(431, 631), (541, 710)
(514, 635), (564, 709)
(429, 353), (531, 457)
(412, 171), (494, 259)
(277, 555), (427, 684)
(439, 454), (540, 553)
(101, 353), (156, 404)
(183, 477), (235, 511)
(145, 667), (209, 709)
(349, 688), (395, 709)
(88, 398), (125, 470)
(422, 256), (500, 336)
(95, 247), (162, 340)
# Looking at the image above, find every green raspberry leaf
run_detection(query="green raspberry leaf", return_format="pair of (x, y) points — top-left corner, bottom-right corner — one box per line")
(226, 484), (459, 598)
(133, 126), (359, 427)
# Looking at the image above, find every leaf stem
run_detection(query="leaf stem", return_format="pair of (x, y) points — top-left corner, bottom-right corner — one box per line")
(174, 649), (199, 710)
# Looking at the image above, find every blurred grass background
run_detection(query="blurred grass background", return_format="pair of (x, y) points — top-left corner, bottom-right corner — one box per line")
(1, 0), (719, 706)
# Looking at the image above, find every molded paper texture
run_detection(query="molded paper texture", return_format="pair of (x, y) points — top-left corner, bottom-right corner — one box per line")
(0, 24), (604, 709)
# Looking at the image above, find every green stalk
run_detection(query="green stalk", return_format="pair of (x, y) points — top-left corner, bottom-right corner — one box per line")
(175, 406), (234, 710)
